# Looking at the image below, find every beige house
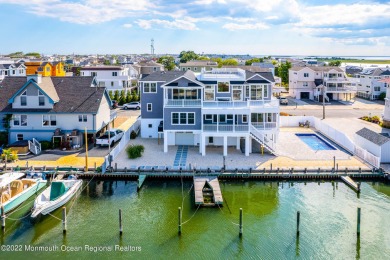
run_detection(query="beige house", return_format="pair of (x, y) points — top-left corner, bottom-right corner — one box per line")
(179, 60), (218, 72)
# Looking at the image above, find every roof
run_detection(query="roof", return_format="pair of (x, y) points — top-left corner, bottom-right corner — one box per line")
(140, 71), (188, 82)
(0, 76), (107, 114)
(252, 62), (275, 69)
(179, 60), (218, 67)
(289, 66), (343, 72)
(356, 127), (390, 146)
(132, 61), (163, 67)
(38, 77), (60, 102)
(80, 66), (122, 71)
(246, 71), (275, 82)
(222, 65), (270, 73)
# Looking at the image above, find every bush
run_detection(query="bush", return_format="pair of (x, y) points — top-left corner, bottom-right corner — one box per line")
(1, 148), (18, 161)
(379, 92), (386, 100)
(371, 116), (381, 124)
(130, 130), (137, 139)
(40, 140), (52, 150)
(126, 145), (144, 159)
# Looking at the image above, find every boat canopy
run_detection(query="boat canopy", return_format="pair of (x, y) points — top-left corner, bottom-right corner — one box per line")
(50, 182), (68, 201)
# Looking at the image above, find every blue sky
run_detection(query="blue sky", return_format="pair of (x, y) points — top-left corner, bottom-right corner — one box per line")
(0, 0), (389, 56)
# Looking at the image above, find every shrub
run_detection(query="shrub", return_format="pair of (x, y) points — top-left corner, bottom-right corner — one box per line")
(280, 112), (292, 116)
(126, 145), (144, 159)
(130, 130), (137, 139)
(379, 92), (386, 100)
(40, 140), (52, 150)
(371, 116), (381, 124)
(1, 148), (18, 161)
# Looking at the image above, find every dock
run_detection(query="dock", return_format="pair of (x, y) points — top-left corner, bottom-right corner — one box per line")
(341, 176), (361, 192)
(194, 176), (223, 206)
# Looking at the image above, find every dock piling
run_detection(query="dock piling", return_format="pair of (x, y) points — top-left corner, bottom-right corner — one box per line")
(239, 208), (243, 237)
(357, 208), (361, 236)
(119, 209), (123, 236)
(333, 156), (336, 169)
(296, 211), (300, 236)
(178, 207), (182, 235)
(1, 205), (5, 231)
(62, 207), (67, 235)
(4, 155), (7, 171)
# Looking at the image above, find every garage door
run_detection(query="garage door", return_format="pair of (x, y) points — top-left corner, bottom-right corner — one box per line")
(175, 133), (194, 145)
(300, 92), (310, 99)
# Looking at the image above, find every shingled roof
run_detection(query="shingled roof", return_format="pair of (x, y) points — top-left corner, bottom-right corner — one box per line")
(356, 127), (390, 146)
(140, 71), (188, 82)
(0, 76), (106, 113)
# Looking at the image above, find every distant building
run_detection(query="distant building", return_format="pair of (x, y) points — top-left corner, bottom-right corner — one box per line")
(132, 61), (164, 77)
(0, 63), (26, 81)
(252, 62), (275, 76)
(179, 60), (218, 72)
(24, 61), (66, 77)
(356, 67), (390, 100)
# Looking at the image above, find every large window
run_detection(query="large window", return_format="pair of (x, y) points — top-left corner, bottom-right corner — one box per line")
(217, 82), (229, 93)
(20, 90), (27, 106)
(78, 115), (87, 122)
(112, 72), (118, 76)
(172, 112), (195, 125)
(232, 86), (243, 101)
(246, 85), (269, 100)
(13, 115), (27, 126)
(43, 115), (56, 126)
(144, 83), (157, 93)
(304, 73), (309, 77)
(172, 89), (198, 99)
(204, 85), (215, 100)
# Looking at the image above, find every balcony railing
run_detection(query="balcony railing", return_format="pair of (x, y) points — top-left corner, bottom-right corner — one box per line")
(326, 86), (357, 92)
(203, 124), (249, 132)
(165, 99), (202, 107)
(251, 122), (278, 130)
(203, 99), (279, 109)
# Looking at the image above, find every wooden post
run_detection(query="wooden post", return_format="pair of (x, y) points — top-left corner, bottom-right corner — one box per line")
(94, 162), (97, 171)
(357, 208), (361, 236)
(62, 207), (67, 235)
(333, 156), (336, 169)
(357, 182), (361, 192)
(119, 209), (123, 236)
(4, 155), (7, 171)
(270, 163), (272, 171)
(85, 127), (88, 172)
(1, 205), (5, 231)
(178, 207), (182, 235)
(296, 211), (300, 236)
(115, 163), (117, 172)
(239, 208), (243, 237)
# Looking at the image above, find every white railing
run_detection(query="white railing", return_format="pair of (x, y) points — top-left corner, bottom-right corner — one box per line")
(202, 99), (279, 109)
(33, 138), (41, 154)
(251, 122), (277, 130)
(165, 99), (202, 107)
(249, 124), (275, 151)
(28, 139), (41, 155)
(203, 124), (249, 132)
(326, 86), (357, 92)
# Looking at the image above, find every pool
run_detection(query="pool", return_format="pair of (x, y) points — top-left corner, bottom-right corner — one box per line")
(295, 133), (336, 150)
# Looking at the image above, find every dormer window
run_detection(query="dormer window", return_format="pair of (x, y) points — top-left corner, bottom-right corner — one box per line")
(38, 90), (45, 106)
(21, 91), (27, 106)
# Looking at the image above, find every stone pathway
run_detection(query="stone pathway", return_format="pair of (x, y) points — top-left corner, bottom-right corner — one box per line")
(173, 146), (188, 167)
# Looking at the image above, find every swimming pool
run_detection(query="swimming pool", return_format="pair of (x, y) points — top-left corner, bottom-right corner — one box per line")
(295, 133), (336, 150)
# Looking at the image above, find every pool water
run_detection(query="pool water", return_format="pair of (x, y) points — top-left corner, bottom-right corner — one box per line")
(296, 133), (336, 150)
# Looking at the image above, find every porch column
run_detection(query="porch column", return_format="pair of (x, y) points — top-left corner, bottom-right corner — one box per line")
(164, 131), (168, 153)
(202, 135), (206, 156)
(223, 136), (228, 156)
(249, 137), (253, 153)
(199, 134), (202, 154)
(245, 135), (250, 156)
(236, 137), (240, 150)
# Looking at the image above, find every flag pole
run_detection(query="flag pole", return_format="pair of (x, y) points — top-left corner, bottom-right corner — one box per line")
(85, 127), (88, 172)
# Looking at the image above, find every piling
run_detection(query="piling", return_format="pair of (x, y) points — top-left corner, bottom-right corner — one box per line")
(270, 163), (273, 171)
(119, 209), (123, 236)
(62, 207), (67, 235)
(239, 208), (243, 237)
(296, 211), (300, 236)
(4, 155), (7, 171)
(357, 208), (361, 236)
(333, 156), (336, 169)
(115, 163), (118, 172)
(178, 207), (182, 235)
(1, 205), (5, 231)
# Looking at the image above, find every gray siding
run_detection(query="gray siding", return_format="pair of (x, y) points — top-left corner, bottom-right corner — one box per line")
(141, 82), (164, 119)
(164, 108), (201, 130)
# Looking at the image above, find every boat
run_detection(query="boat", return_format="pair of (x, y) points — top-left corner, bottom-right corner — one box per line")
(0, 173), (47, 214)
(31, 177), (82, 218)
(202, 182), (215, 206)
(0, 172), (25, 188)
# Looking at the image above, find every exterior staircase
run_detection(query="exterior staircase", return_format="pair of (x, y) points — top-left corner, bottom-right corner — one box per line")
(28, 138), (42, 155)
(249, 125), (277, 155)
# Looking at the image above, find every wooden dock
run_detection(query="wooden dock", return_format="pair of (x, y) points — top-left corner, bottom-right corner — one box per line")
(341, 176), (361, 192)
(194, 176), (223, 206)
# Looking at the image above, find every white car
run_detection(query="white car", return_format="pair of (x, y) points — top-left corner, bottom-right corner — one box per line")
(123, 102), (141, 110)
(96, 129), (124, 146)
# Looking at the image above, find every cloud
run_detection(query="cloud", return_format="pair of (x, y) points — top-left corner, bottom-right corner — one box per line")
(222, 22), (269, 31)
(123, 23), (133, 28)
(136, 19), (199, 30)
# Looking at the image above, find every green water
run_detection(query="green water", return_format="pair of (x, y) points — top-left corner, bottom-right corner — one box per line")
(1, 180), (389, 259)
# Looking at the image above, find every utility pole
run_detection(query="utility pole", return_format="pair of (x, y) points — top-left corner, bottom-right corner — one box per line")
(322, 85), (326, 119)
(151, 38), (155, 56)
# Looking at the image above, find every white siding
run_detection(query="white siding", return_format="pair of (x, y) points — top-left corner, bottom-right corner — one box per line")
(95, 95), (111, 131)
(141, 118), (162, 138)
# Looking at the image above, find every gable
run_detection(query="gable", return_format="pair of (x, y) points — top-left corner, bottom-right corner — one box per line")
(8, 79), (58, 104)
(163, 75), (204, 88)
(246, 74), (273, 83)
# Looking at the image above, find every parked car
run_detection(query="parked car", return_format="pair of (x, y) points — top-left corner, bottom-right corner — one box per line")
(279, 97), (288, 105)
(123, 102), (141, 110)
(111, 100), (119, 109)
(96, 129), (124, 146)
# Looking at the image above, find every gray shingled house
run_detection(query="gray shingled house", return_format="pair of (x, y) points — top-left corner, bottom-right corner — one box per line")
(355, 127), (390, 163)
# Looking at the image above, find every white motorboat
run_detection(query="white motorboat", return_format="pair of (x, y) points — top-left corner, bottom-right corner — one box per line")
(31, 177), (82, 218)
(0, 172), (25, 188)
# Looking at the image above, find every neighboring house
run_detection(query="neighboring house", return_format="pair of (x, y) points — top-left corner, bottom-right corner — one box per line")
(288, 66), (356, 101)
(132, 61), (164, 77)
(382, 78), (390, 128)
(24, 61), (66, 77)
(0, 75), (113, 145)
(222, 65), (269, 73)
(345, 66), (363, 76)
(179, 60), (218, 72)
(252, 62), (275, 76)
(356, 67), (390, 100)
(0, 63), (26, 81)
(355, 127), (390, 163)
(80, 66), (133, 94)
(139, 68), (279, 156)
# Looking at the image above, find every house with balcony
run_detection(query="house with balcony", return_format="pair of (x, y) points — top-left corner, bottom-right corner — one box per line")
(289, 66), (356, 101)
(0, 75), (113, 152)
(0, 63), (26, 82)
(80, 66), (133, 94)
(140, 68), (279, 156)
(356, 67), (390, 100)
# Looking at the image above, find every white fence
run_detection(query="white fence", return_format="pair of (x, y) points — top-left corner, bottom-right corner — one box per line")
(280, 116), (380, 168)
(102, 119), (141, 173)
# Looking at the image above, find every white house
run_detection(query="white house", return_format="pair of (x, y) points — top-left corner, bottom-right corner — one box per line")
(0, 63), (26, 81)
(355, 127), (390, 163)
(80, 66), (133, 94)
(356, 67), (390, 100)
(289, 66), (356, 101)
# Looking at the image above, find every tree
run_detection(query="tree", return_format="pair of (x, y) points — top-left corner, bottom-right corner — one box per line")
(113, 90), (120, 101)
(379, 92), (386, 100)
(108, 91), (114, 100)
(8, 52), (24, 58)
(245, 57), (264, 66)
(328, 60), (341, 66)
(25, 52), (41, 58)
(198, 56), (210, 60)
(119, 90), (126, 105)
(220, 58), (239, 66)
(179, 51), (199, 63)
(126, 91), (133, 103)
(278, 61), (291, 85)
(132, 91), (139, 101)
(157, 55), (176, 71)
(103, 60), (110, 65)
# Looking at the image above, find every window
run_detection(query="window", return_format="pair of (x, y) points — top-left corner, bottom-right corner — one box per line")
(148, 124), (152, 128)
(78, 115), (87, 122)
(147, 103), (152, 111)
(98, 81), (105, 87)
(43, 115), (56, 126)
(111, 81), (114, 87)
(91, 72), (97, 77)
(182, 68), (186, 71)
(13, 115), (27, 126)
(208, 137), (214, 144)
(172, 113), (195, 125)
(338, 73), (342, 77)
(217, 82), (229, 93)
(12, 70), (15, 75)
(194, 67), (197, 71)
(304, 73), (309, 77)
(112, 72), (118, 76)
(232, 86), (243, 101)
(46, 66), (50, 72)
(303, 82), (308, 87)
(39, 96), (45, 106)
(153, 67), (157, 72)
(242, 115), (248, 123)
(205, 114), (212, 120)
(16, 134), (23, 141)
(144, 83), (157, 93)
(227, 114), (233, 120)
(21, 90), (27, 106)
(187, 67), (191, 71)
(219, 114), (226, 123)
(205, 85), (215, 100)
(374, 87), (381, 91)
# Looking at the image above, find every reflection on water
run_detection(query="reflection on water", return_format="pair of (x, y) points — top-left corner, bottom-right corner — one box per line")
(0, 180), (389, 259)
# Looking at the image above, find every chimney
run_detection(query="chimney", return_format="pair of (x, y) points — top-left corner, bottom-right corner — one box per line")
(26, 74), (42, 84)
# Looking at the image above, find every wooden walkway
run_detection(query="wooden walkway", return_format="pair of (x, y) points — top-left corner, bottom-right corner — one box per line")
(341, 176), (360, 192)
(194, 176), (223, 206)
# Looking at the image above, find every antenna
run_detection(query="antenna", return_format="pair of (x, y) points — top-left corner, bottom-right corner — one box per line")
(151, 38), (155, 55)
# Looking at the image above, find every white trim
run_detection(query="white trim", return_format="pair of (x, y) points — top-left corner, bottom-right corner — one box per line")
(246, 73), (273, 83)
(147, 103), (152, 112)
(161, 75), (205, 88)
(13, 115), (28, 127)
(171, 112), (196, 125)
(143, 82), (158, 93)
(242, 115), (248, 123)
(42, 115), (57, 127)
(217, 81), (230, 93)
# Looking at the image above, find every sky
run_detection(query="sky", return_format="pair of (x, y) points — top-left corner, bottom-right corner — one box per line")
(0, 0), (389, 56)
